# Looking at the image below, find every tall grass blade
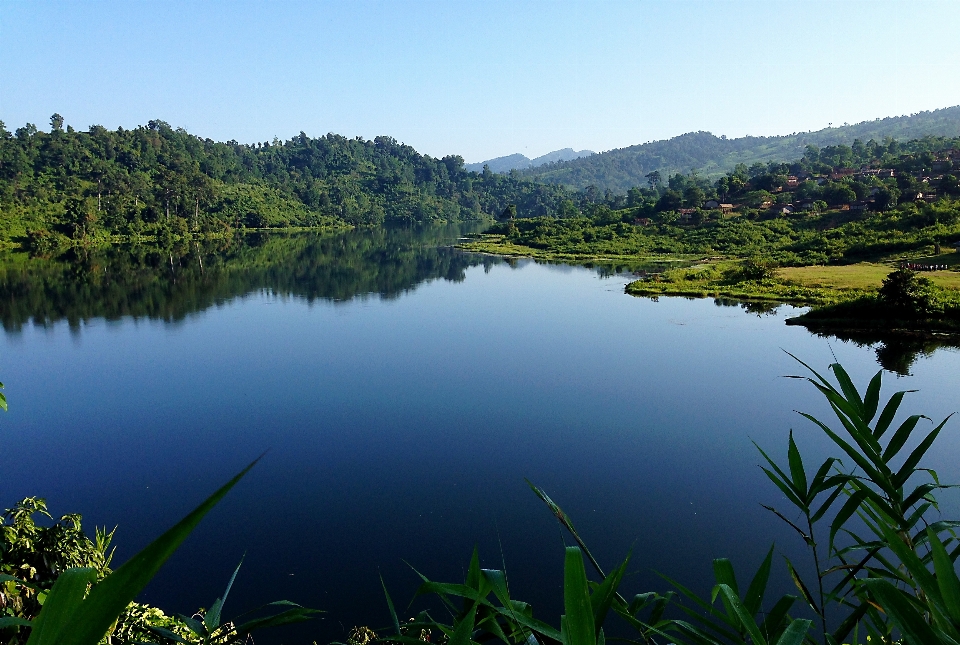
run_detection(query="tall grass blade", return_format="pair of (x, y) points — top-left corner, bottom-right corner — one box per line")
(381, 574), (402, 637)
(863, 371), (882, 423)
(25, 568), (98, 645)
(930, 528), (960, 620)
(205, 555), (244, 632)
(562, 547), (595, 645)
(54, 457), (262, 645)
(774, 618), (812, 645)
(862, 579), (943, 645)
(744, 545), (775, 617)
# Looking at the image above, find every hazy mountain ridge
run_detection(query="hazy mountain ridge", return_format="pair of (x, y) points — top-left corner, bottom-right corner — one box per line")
(465, 147), (595, 173)
(518, 106), (960, 193)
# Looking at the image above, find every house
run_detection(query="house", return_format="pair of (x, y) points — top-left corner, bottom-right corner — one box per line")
(932, 160), (953, 172)
(677, 208), (697, 221)
(786, 176), (799, 188)
(830, 168), (856, 180)
(775, 205), (796, 215)
(850, 200), (870, 211)
(704, 199), (720, 209)
(633, 217), (652, 226)
(719, 203), (734, 213)
(798, 198), (816, 210)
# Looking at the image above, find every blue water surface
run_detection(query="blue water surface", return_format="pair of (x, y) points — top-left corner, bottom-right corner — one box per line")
(2, 230), (959, 643)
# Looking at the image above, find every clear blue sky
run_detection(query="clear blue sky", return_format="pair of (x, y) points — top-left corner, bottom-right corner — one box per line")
(3, 0), (959, 162)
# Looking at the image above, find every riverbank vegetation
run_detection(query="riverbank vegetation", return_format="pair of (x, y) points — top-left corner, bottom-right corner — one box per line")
(4, 360), (959, 645)
(0, 116), (576, 252)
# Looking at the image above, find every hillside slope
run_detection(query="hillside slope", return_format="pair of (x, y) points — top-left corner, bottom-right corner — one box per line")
(521, 106), (960, 192)
(465, 147), (594, 173)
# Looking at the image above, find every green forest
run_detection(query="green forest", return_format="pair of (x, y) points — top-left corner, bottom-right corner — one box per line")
(0, 115), (574, 251)
(520, 106), (960, 192)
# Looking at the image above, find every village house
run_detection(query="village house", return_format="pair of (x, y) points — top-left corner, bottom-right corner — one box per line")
(775, 204), (796, 215)
(830, 168), (856, 180)
(633, 217), (652, 226)
(932, 160), (953, 173)
(703, 199), (720, 209)
(677, 208), (697, 222)
(850, 200), (870, 212)
(786, 176), (799, 188)
(719, 203), (734, 214)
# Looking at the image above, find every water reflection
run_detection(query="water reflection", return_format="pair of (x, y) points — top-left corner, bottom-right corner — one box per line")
(713, 297), (960, 375)
(0, 223), (497, 331)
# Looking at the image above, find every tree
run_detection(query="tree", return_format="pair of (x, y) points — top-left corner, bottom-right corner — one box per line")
(49, 113), (64, 132)
(644, 170), (662, 190)
(655, 189), (681, 212)
(879, 267), (940, 314)
(874, 185), (900, 211)
(682, 184), (705, 208)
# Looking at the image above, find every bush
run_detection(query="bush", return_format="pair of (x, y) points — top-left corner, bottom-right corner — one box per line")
(878, 267), (942, 314)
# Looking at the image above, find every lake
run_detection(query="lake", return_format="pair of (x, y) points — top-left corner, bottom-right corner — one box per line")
(2, 225), (959, 643)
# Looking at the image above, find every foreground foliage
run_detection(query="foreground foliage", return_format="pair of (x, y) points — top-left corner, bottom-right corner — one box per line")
(382, 358), (958, 645)
(0, 458), (320, 645)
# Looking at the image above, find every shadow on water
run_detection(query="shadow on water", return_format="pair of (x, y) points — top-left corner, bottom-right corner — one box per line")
(0, 222), (498, 331)
(713, 296), (960, 375)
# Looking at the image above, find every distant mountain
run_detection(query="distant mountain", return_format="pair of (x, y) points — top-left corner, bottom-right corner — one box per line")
(466, 147), (595, 173)
(519, 105), (960, 193)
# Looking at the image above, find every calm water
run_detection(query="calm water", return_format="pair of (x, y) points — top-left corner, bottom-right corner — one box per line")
(2, 226), (959, 643)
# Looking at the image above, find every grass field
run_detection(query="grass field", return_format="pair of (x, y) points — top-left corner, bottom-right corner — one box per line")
(779, 260), (960, 291)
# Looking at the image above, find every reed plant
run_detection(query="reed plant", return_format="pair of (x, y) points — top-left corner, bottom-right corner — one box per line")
(391, 356), (959, 645)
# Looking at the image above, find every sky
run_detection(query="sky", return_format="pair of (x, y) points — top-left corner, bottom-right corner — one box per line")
(2, 0), (960, 163)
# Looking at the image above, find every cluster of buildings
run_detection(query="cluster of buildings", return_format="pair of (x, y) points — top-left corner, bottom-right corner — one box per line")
(662, 149), (960, 224)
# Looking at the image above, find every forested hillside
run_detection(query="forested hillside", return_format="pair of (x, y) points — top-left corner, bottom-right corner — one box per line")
(521, 106), (960, 192)
(0, 116), (573, 250)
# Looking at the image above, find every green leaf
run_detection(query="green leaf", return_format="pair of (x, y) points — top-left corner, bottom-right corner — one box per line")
(562, 547), (595, 645)
(830, 363), (865, 419)
(774, 618), (812, 645)
(26, 567), (98, 645)
(234, 606), (322, 635)
(589, 555), (628, 635)
(450, 603), (479, 645)
(0, 617), (33, 629)
(830, 489), (867, 551)
(929, 528), (960, 620)
(863, 370), (882, 423)
(466, 547), (481, 591)
(744, 545), (775, 617)
(784, 557), (819, 616)
(862, 579), (944, 645)
(206, 555), (244, 632)
(786, 431), (808, 498)
(714, 583), (766, 645)
(895, 415), (954, 489)
(712, 558), (739, 597)
(56, 457), (262, 645)
(874, 390), (911, 440)
(882, 414), (926, 462)
(757, 595), (796, 641)
(381, 574), (401, 637)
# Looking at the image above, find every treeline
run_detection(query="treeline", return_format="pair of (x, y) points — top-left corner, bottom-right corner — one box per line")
(0, 116), (574, 249)
(540, 135), (960, 219)
(520, 105), (960, 192)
